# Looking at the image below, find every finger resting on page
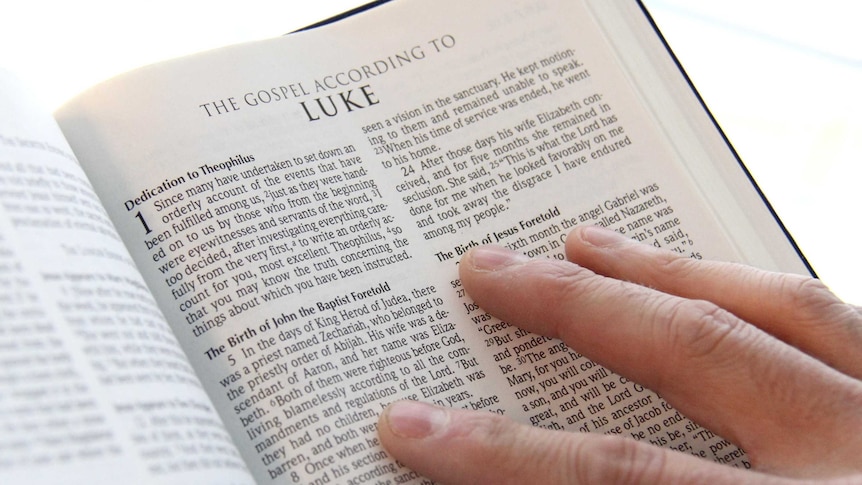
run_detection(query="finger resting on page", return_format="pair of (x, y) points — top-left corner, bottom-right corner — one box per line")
(458, 244), (862, 475)
(564, 225), (862, 380)
(377, 401), (773, 485)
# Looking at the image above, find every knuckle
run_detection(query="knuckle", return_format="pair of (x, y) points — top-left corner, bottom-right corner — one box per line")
(552, 275), (641, 339)
(652, 250), (700, 281)
(779, 275), (852, 326)
(552, 264), (603, 297)
(459, 412), (540, 471)
(460, 413), (583, 483)
(661, 299), (750, 366)
(460, 410), (513, 444)
(572, 435), (669, 485)
(529, 259), (596, 300)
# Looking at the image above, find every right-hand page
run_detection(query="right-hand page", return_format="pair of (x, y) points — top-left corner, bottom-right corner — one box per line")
(57, 0), (809, 482)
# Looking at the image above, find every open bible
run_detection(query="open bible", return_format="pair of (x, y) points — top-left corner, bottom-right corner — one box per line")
(1, 0), (811, 483)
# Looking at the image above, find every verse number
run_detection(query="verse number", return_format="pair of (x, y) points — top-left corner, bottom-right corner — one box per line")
(134, 211), (152, 234)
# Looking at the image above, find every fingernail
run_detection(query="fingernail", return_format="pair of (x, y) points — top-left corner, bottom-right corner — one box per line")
(385, 400), (448, 439)
(468, 245), (529, 271)
(579, 225), (629, 247)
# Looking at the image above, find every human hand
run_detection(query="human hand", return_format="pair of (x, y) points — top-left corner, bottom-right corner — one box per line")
(378, 225), (862, 484)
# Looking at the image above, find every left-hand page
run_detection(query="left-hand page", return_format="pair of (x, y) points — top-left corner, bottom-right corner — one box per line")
(0, 70), (254, 484)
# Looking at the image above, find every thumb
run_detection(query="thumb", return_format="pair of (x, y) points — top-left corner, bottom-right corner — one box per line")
(377, 400), (776, 485)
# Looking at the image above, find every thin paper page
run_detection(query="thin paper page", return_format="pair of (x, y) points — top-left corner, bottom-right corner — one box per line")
(0, 69), (253, 484)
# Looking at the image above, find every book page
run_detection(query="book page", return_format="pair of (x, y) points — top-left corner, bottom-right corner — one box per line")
(56, 0), (805, 482)
(0, 70), (253, 484)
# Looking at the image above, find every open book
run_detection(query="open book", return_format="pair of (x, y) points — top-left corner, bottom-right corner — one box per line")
(1, 0), (812, 483)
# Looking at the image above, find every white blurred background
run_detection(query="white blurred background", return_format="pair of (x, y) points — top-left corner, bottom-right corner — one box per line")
(1, 0), (858, 302)
(644, 0), (861, 304)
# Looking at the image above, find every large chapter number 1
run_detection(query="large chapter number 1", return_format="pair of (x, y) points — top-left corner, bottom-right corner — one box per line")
(135, 211), (152, 234)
